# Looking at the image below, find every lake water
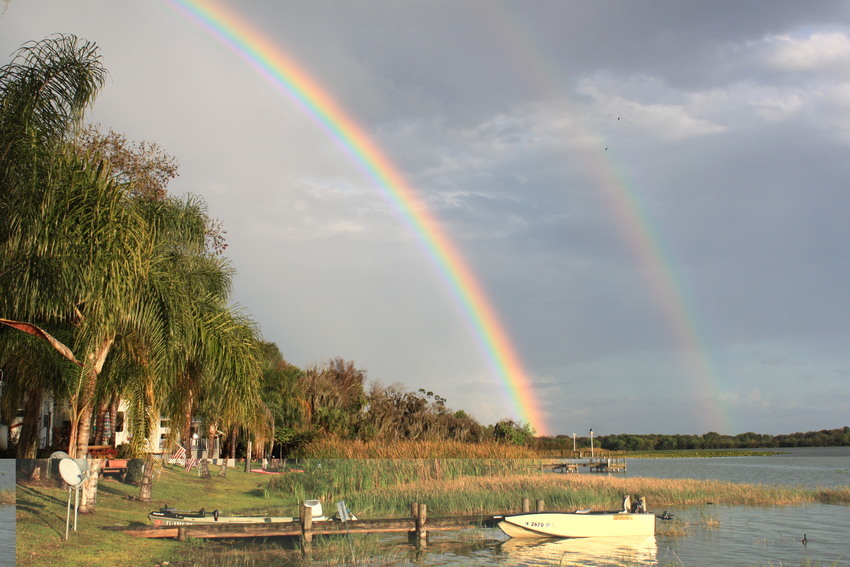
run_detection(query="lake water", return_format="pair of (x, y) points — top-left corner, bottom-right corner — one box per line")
(620, 446), (850, 489)
(231, 448), (850, 566)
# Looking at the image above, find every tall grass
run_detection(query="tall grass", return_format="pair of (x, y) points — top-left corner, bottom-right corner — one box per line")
(292, 438), (543, 458)
(268, 459), (540, 512)
(267, 460), (850, 519)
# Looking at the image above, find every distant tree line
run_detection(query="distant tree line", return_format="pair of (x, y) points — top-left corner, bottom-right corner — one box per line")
(258, 348), (535, 455)
(531, 427), (850, 453)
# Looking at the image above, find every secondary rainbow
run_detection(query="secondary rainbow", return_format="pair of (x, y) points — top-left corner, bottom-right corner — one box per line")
(162, 0), (548, 434)
(480, 6), (730, 433)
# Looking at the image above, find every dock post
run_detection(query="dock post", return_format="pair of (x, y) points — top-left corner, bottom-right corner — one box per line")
(177, 526), (187, 542)
(522, 497), (530, 513)
(416, 503), (428, 543)
(536, 499), (545, 512)
(300, 503), (313, 544)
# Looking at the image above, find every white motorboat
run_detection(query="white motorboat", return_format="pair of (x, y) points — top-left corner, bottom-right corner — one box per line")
(497, 510), (656, 538)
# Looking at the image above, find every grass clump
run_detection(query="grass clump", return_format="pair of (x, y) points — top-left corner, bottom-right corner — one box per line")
(0, 489), (14, 505)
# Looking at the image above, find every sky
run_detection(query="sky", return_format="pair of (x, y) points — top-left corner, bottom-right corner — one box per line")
(3, 1), (850, 437)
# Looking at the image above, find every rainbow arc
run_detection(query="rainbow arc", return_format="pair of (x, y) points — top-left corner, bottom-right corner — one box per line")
(164, 0), (548, 434)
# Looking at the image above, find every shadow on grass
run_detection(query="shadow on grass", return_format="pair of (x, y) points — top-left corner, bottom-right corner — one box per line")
(16, 484), (66, 538)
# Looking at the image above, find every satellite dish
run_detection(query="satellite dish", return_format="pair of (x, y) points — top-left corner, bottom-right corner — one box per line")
(59, 458), (84, 487)
(50, 451), (71, 460)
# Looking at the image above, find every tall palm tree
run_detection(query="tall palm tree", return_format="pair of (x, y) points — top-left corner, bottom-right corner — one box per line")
(1, 34), (105, 183)
(0, 35), (140, 457)
(2, 37), (266, 469)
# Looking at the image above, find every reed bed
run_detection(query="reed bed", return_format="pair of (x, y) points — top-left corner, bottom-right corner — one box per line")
(267, 460), (850, 519)
(268, 459), (540, 508)
(292, 438), (542, 459)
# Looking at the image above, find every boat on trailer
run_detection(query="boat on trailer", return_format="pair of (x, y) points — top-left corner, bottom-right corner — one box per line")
(497, 510), (656, 538)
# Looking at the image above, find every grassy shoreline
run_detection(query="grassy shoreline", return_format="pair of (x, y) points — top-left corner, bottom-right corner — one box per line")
(16, 461), (850, 567)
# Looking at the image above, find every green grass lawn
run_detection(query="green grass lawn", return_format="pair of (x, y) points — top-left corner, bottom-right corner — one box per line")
(16, 463), (293, 567)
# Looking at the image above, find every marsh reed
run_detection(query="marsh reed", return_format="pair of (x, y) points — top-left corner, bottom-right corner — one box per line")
(267, 460), (850, 519)
(292, 438), (543, 458)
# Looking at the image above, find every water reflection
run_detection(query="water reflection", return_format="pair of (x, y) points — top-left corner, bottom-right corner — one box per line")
(497, 535), (657, 566)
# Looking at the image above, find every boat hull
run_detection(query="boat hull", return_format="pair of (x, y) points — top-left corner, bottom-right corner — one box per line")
(149, 514), (294, 526)
(498, 511), (655, 538)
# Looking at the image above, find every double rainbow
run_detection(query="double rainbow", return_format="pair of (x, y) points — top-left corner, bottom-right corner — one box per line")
(163, 0), (548, 434)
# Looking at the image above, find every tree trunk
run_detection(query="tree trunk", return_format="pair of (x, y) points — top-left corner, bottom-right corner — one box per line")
(16, 388), (44, 458)
(78, 459), (103, 514)
(72, 335), (115, 457)
(180, 388), (194, 451)
(228, 426), (238, 460)
(28, 461), (48, 481)
(138, 453), (155, 502)
(199, 457), (210, 478)
(244, 439), (252, 472)
(108, 394), (119, 447)
(93, 400), (108, 446)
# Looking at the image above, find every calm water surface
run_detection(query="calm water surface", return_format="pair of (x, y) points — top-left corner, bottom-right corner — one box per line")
(623, 446), (850, 488)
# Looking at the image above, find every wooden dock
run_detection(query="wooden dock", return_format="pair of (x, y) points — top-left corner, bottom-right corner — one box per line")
(588, 457), (627, 472)
(104, 499), (550, 542)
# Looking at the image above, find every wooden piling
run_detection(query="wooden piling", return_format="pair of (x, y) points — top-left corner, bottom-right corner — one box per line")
(300, 503), (313, 544)
(536, 499), (545, 512)
(177, 526), (187, 542)
(416, 503), (427, 541)
(521, 497), (530, 513)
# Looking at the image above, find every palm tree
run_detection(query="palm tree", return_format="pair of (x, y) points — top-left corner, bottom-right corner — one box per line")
(1, 34), (106, 182)
(0, 36), (147, 457)
(2, 37), (267, 475)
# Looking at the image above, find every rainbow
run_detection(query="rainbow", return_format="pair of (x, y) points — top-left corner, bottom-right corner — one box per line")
(589, 161), (727, 433)
(482, 7), (730, 433)
(161, 0), (548, 434)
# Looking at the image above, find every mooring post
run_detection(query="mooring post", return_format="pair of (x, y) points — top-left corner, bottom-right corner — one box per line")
(416, 503), (428, 543)
(300, 503), (313, 544)
(522, 497), (530, 513)
(536, 499), (545, 512)
(177, 526), (187, 542)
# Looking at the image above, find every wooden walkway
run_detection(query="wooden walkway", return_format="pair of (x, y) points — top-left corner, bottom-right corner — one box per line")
(588, 457), (627, 472)
(104, 499), (549, 542)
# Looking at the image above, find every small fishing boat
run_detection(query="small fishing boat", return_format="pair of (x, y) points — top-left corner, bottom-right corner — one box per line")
(496, 510), (656, 538)
(148, 507), (295, 526)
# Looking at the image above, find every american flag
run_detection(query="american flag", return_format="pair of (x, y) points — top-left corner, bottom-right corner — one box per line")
(169, 444), (187, 465)
(184, 457), (199, 472)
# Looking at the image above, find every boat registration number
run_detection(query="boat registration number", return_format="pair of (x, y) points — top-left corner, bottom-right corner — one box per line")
(523, 521), (553, 528)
